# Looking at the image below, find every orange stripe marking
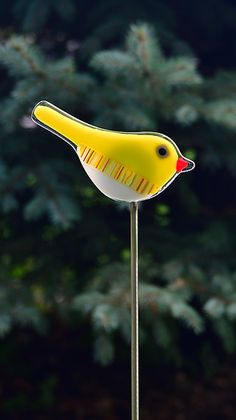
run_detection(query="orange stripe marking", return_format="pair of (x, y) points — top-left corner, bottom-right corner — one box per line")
(80, 145), (87, 158)
(96, 155), (103, 168)
(136, 178), (144, 192)
(86, 150), (94, 163)
(116, 166), (124, 180)
(102, 159), (110, 172)
(83, 148), (91, 161)
(140, 179), (148, 194)
(148, 184), (155, 194)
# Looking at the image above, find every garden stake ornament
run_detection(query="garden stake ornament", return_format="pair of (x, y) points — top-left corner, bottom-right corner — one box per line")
(31, 101), (195, 420)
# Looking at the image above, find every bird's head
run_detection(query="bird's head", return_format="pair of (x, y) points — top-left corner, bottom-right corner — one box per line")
(149, 134), (195, 195)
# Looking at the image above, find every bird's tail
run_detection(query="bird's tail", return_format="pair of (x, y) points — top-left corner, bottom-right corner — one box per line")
(31, 101), (88, 150)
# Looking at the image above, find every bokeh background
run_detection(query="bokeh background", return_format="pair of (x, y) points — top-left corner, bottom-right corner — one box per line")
(1, 0), (236, 418)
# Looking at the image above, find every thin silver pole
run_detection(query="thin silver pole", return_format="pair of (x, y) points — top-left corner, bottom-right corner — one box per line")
(130, 201), (139, 420)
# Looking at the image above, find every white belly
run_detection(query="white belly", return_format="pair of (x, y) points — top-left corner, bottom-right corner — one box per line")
(79, 155), (151, 202)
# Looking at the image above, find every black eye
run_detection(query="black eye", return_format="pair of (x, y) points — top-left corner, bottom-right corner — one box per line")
(157, 146), (168, 158)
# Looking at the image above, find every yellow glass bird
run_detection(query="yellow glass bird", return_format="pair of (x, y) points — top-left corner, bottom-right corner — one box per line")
(31, 101), (195, 202)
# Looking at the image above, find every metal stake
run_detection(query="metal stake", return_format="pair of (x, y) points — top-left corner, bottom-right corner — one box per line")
(130, 201), (139, 420)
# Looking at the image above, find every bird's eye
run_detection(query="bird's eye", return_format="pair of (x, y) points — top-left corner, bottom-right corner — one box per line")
(156, 146), (168, 158)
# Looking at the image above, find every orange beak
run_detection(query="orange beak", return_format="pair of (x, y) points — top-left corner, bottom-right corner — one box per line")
(176, 157), (195, 173)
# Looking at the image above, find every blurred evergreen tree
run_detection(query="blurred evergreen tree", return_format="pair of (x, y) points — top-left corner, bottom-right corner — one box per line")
(0, 1), (236, 368)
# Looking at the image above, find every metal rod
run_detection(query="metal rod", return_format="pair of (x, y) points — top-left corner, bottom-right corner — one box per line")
(130, 201), (139, 420)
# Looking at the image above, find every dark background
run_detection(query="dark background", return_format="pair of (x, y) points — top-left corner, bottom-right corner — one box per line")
(1, 0), (236, 418)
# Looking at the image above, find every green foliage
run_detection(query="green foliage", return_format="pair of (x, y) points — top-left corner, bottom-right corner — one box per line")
(90, 23), (236, 136)
(13, 0), (77, 32)
(0, 35), (95, 132)
(0, 255), (47, 336)
(90, 24), (202, 130)
(0, 9), (236, 370)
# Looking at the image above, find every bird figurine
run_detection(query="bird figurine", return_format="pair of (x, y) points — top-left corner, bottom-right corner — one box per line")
(31, 101), (195, 202)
